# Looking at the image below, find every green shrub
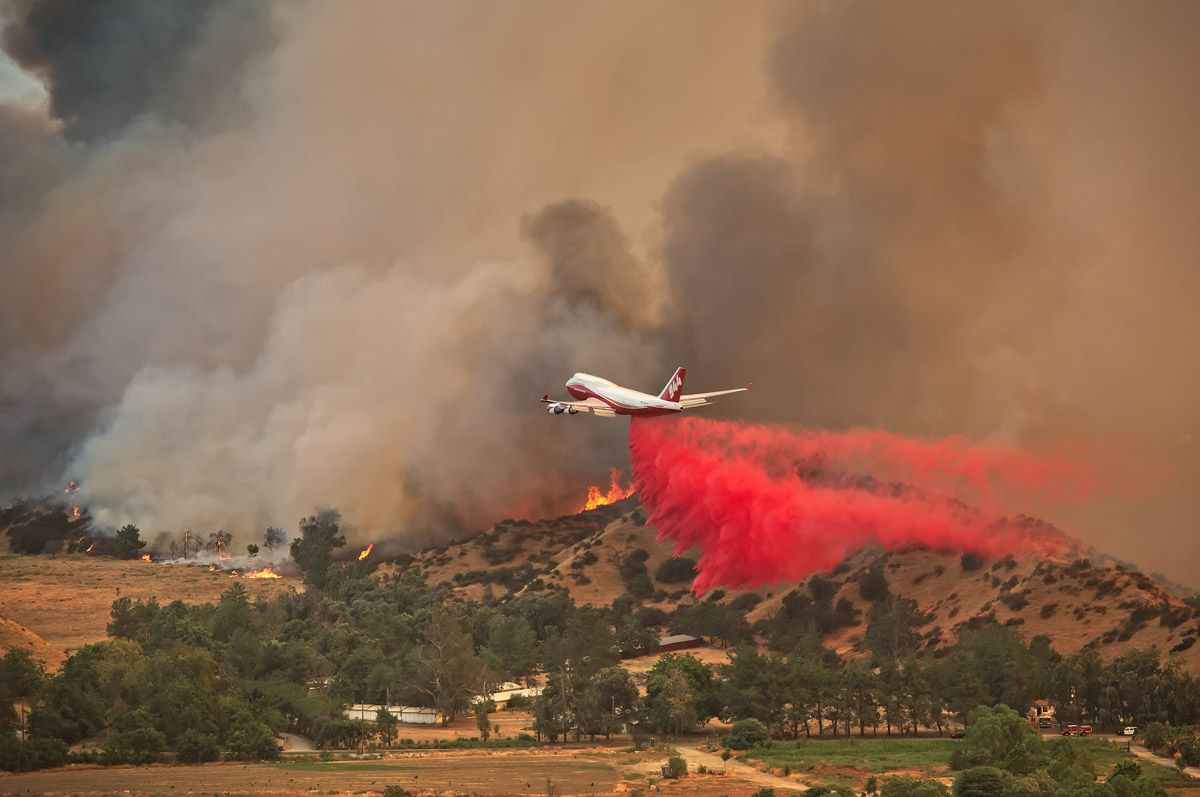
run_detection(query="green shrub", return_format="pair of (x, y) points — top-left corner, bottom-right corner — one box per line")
(960, 553), (985, 572)
(880, 778), (949, 797)
(727, 718), (771, 750)
(952, 767), (1010, 797)
(656, 557), (698, 584)
(665, 755), (687, 779)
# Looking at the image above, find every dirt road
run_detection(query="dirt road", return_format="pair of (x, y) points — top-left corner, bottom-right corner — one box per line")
(1129, 744), (1200, 780)
(671, 745), (807, 791)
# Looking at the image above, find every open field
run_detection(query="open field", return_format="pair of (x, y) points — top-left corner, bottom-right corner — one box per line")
(0, 554), (295, 667)
(0, 751), (619, 796)
(741, 737), (958, 790)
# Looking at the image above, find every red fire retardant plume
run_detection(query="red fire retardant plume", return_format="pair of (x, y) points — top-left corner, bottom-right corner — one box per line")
(628, 417), (1089, 593)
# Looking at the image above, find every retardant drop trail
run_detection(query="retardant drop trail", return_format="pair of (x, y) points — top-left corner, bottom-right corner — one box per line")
(628, 417), (1090, 593)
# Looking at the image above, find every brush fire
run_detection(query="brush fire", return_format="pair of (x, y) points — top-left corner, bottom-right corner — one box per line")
(357, 543), (374, 561)
(580, 468), (634, 512)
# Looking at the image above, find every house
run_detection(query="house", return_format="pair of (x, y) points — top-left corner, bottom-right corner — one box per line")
(620, 634), (704, 659)
(344, 704), (443, 725)
(472, 682), (544, 710)
(656, 634), (703, 653)
(1028, 700), (1056, 724)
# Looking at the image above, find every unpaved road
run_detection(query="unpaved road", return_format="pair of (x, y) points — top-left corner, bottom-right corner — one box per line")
(1129, 744), (1200, 780)
(671, 746), (807, 791)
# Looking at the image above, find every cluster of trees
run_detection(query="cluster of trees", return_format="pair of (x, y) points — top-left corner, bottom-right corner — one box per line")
(746, 706), (1168, 796)
(892, 704), (1165, 797)
(5, 507), (1200, 777)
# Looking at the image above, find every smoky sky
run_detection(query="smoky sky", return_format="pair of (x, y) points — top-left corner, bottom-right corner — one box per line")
(0, 1), (1197, 582)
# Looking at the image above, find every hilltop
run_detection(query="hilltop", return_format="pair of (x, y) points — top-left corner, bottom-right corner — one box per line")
(409, 498), (1200, 671)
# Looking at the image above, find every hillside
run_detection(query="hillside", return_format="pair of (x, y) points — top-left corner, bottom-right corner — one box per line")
(410, 499), (1200, 671)
(0, 554), (295, 667)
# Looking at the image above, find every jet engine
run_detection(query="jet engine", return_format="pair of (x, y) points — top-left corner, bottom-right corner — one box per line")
(546, 403), (578, 415)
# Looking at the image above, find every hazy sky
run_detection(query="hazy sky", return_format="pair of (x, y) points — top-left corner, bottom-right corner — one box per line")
(0, 1), (1196, 583)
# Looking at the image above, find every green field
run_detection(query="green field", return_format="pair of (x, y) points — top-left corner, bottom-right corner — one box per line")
(744, 737), (959, 775)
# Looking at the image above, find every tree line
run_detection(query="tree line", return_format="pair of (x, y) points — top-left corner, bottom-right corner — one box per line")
(3, 510), (1200, 774)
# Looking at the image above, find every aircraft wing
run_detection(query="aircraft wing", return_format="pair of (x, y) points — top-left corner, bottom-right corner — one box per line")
(540, 395), (617, 417)
(680, 384), (751, 409)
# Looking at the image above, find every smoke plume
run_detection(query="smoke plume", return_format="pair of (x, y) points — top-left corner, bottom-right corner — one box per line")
(0, 2), (1196, 580)
(630, 417), (1077, 592)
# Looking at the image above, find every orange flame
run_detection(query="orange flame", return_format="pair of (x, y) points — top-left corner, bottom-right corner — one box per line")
(70, 505), (81, 519)
(580, 468), (634, 511)
(358, 543), (374, 561)
(245, 567), (282, 579)
(85, 543), (94, 553)
(141, 554), (152, 562)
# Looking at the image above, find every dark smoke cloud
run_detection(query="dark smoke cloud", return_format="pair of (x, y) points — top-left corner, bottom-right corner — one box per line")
(0, 2), (1196, 583)
(2, 0), (269, 141)
(656, 1), (1200, 582)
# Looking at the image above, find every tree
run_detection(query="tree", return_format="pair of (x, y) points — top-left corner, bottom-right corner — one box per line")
(484, 615), (539, 681)
(176, 728), (221, 763)
(880, 777), (949, 797)
(951, 767), (1009, 797)
(865, 596), (925, 665)
(475, 700), (492, 742)
(263, 526), (286, 552)
(407, 609), (483, 723)
(0, 648), (46, 701)
(650, 669), (697, 735)
(955, 625), (1040, 710)
(542, 606), (619, 679)
(949, 705), (1046, 775)
(720, 646), (786, 730)
(376, 708), (398, 747)
(618, 549), (654, 598)
(672, 601), (751, 648)
(655, 557), (697, 584)
(726, 718), (770, 749)
(585, 666), (638, 739)
(664, 755), (687, 779)
(289, 510), (346, 589)
(114, 524), (146, 559)
(616, 617), (658, 656)
(103, 709), (166, 765)
(644, 654), (721, 732)
(225, 716), (279, 760)
(859, 563), (890, 602)
(246, 543), (259, 558)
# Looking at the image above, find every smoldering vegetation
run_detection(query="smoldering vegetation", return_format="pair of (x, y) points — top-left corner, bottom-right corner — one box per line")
(0, 2), (1196, 578)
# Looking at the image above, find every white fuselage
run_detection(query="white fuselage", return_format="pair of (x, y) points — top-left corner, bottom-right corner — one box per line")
(565, 373), (682, 417)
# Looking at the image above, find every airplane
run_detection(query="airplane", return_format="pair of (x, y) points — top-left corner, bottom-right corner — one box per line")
(541, 368), (749, 417)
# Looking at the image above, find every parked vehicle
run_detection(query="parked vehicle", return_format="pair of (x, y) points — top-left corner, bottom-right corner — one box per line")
(950, 730), (966, 739)
(1122, 726), (1137, 736)
(1038, 717), (1054, 728)
(1062, 725), (1093, 736)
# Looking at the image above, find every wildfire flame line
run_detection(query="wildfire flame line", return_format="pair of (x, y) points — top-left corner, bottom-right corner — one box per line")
(580, 468), (634, 511)
(358, 543), (374, 561)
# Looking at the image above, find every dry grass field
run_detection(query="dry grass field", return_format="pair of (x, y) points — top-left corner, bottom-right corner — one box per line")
(0, 750), (622, 796)
(0, 554), (295, 667)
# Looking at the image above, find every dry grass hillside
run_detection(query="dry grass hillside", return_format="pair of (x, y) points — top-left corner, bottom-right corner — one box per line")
(411, 501), (1200, 671)
(0, 554), (295, 667)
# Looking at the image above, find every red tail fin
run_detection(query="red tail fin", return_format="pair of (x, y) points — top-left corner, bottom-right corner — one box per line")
(658, 367), (686, 402)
